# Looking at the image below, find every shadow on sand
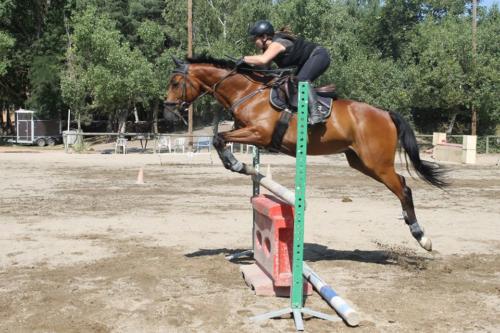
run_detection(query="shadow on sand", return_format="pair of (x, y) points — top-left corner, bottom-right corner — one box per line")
(184, 243), (435, 270)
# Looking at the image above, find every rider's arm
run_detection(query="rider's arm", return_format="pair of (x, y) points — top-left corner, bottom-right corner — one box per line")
(244, 42), (285, 66)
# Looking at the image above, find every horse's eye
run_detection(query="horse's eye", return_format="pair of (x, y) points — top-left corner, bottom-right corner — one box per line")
(172, 81), (179, 88)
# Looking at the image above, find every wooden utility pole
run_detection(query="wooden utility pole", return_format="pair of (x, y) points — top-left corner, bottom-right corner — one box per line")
(471, 0), (478, 135)
(187, 0), (194, 147)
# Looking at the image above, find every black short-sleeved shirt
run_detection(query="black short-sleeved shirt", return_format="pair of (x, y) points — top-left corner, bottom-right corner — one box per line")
(271, 33), (317, 68)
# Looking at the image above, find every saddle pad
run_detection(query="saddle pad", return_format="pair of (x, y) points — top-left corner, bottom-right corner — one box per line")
(317, 95), (333, 119)
(270, 86), (288, 110)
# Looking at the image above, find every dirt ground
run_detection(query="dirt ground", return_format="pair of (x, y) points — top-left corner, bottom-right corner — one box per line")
(0, 145), (499, 333)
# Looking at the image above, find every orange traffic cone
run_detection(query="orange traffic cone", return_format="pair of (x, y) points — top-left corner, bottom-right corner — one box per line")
(136, 167), (144, 184)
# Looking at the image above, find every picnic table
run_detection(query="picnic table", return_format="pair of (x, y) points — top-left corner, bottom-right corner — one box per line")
(134, 134), (154, 152)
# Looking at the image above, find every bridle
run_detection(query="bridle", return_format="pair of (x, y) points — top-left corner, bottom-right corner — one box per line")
(164, 61), (237, 112)
(164, 59), (279, 122)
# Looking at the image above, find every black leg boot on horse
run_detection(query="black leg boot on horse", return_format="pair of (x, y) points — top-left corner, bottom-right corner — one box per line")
(213, 134), (251, 174)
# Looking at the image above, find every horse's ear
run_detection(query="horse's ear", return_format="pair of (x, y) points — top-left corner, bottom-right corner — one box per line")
(171, 56), (184, 67)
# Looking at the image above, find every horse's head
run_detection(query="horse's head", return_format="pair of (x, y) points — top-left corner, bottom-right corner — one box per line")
(164, 57), (204, 121)
(164, 55), (258, 123)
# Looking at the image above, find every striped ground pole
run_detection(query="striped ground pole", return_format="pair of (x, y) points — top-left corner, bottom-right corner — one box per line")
(302, 263), (360, 326)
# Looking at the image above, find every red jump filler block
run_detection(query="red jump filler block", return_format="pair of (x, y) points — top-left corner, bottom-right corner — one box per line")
(240, 194), (312, 297)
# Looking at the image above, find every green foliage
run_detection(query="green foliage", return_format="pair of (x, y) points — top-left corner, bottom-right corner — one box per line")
(371, 0), (423, 60)
(0, 31), (14, 75)
(60, 5), (156, 130)
(1, 0), (499, 135)
(407, 17), (472, 111)
(474, 5), (500, 132)
(0, 0), (14, 75)
(404, 6), (499, 133)
(26, 55), (65, 118)
(138, 20), (164, 60)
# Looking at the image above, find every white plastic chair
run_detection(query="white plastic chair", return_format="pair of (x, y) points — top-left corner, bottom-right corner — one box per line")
(237, 143), (254, 154)
(246, 144), (256, 154)
(115, 137), (127, 154)
(156, 135), (171, 153)
(194, 136), (212, 152)
(173, 137), (186, 153)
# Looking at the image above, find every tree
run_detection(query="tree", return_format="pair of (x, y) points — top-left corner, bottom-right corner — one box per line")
(405, 4), (499, 134)
(0, 0), (69, 120)
(473, 3), (500, 133)
(61, 5), (155, 132)
(0, 0), (15, 77)
(2, 0), (498, 136)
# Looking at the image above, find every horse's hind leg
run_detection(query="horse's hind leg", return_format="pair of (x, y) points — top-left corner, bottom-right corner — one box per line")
(397, 176), (432, 251)
(345, 149), (432, 251)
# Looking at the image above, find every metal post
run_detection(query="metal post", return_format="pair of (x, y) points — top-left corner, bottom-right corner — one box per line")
(250, 82), (342, 331)
(251, 147), (260, 254)
(253, 147), (260, 197)
(290, 82), (309, 310)
(187, 0), (194, 150)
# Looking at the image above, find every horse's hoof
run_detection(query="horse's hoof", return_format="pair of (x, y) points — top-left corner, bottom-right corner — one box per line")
(418, 236), (432, 251)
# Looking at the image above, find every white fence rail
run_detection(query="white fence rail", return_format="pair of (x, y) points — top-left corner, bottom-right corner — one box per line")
(2, 132), (499, 154)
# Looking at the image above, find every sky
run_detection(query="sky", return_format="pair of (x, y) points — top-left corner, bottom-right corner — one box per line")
(482, 0), (499, 7)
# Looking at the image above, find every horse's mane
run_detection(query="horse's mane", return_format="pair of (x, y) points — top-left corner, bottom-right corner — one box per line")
(186, 54), (236, 69)
(185, 53), (284, 83)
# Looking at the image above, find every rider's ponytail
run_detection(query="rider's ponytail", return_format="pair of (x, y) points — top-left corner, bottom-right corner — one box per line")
(277, 25), (297, 40)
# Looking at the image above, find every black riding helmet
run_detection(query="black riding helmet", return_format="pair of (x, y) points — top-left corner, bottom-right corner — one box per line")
(248, 20), (274, 38)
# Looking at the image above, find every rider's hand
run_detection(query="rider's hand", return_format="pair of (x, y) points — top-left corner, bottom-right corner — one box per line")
(235, 57), (247, 67)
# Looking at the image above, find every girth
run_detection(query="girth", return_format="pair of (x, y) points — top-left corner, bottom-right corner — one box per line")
(269, 108), (293, 152)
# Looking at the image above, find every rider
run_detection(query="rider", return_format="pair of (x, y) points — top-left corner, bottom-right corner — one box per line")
(243, 20), (331, 125)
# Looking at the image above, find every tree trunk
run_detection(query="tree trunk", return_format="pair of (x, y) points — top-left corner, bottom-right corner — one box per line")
(152, 100), (159, 134)
(471, 0), (478, 135)
(76, 112), (83, 145)
(446, 112), (457, 134)
(7, 106), (15, 135)
(118, 109), (128, 134)
(471, 108), (477, 135)
(1, 109), (5, 135)
(133, 105), (139, 123)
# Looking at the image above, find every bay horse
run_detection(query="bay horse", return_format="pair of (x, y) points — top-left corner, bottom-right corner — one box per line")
(164, 55), (447, 252)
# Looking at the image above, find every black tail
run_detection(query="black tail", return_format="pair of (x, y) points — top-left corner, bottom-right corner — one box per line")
(389, 111), (448, 188)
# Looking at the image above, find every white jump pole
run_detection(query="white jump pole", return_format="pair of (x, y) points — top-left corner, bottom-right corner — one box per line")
(251, 171), (295, 206)
(302, 263), (360, 326)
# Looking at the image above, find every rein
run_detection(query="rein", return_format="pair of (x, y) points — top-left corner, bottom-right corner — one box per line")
(168, 63), (275, 115)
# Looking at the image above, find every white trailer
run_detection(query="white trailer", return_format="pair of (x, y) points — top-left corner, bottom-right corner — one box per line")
(14, 109), (62, 146)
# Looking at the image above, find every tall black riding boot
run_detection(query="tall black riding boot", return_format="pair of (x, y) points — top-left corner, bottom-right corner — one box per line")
(307, 83), (325, 125)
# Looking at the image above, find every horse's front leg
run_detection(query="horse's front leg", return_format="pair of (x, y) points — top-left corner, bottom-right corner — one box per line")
(213, 126), (267, 175)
